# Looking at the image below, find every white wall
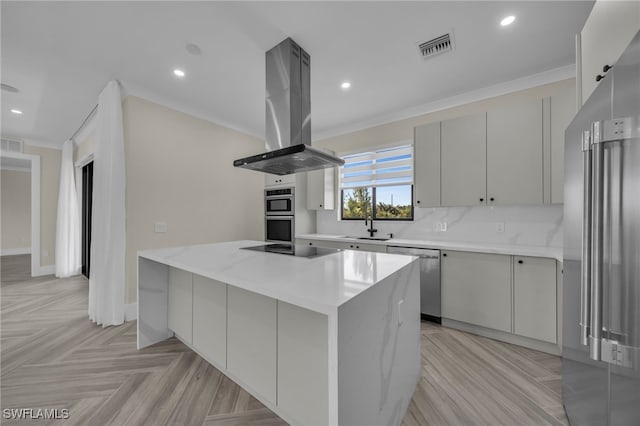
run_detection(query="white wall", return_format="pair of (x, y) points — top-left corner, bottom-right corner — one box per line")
(313, 79), (574, 248)
(1, 169), (31, 253)
(122, 96), (265, 304)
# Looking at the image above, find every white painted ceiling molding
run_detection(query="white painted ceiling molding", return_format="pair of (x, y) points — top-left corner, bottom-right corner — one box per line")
(120, 81), (265, 141)
(313, 64), (576, 142)
(1, 135), (62, 150)
(23, 138), (63, 151)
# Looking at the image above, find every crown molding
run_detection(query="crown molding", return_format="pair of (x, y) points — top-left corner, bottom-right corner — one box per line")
(23, 138), (63, 150)
(119, 81), (264, 141)
(312, 64), (576, 142)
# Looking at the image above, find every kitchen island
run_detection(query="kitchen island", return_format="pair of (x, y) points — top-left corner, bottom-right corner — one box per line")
(137, 240), (420, 426)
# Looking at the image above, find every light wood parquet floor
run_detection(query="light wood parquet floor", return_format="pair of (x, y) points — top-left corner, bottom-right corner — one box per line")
(1, 254), (568, 425)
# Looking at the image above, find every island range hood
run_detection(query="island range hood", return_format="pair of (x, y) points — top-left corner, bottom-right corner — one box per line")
(233, 38), (344, 175)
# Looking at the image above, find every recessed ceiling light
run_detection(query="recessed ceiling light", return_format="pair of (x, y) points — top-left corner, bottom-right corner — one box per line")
(10, 109), (23, 115)
(341, 81), (351, 90)
(500, 15), (516, 26)
(173, 69), (186, 78)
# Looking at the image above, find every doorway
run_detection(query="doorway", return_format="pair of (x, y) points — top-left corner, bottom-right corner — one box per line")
(0, 152), (41, 277)
(81, 161), (93, 278)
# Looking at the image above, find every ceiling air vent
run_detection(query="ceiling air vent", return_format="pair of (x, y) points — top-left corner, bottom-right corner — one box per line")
(1, 138), (24, 153)
(418, 32), (454, 59)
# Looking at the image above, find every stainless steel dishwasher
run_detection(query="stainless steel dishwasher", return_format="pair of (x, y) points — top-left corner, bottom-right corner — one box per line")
(387, 246), (440, 323)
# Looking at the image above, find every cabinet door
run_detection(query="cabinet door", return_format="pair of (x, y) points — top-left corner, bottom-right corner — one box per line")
(168, 267), (193, 344)
(514, 256), (557, 343)
(580, 1), (640, 102)
(550, 86), (576, 204)
(307, 168), (334, 210)
(192, 274), (227, 368)
(343, 241), (387, 252)
(296, 238), (346, 250)
(277, 301), (328, 425)
(265, 173), (296, 187)
(441, 113), (487, 207)
(487, 99), (543, 205)
(414, 122), (440, 207)
(441, 251), (511, 332)
(227, 286), (277, 404)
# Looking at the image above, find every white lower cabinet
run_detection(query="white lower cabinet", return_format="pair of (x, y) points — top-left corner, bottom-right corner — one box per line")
(192, 274), (227, 367)
(514, 256), (557, 343)
(441, 251), (512, 332)
(277, 301), (328, 426)
(227, 286), (277, 405)
(168, 267), (193, 344)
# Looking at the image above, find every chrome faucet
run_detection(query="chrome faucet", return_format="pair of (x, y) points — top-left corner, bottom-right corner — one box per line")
(364, 204), (378, 237)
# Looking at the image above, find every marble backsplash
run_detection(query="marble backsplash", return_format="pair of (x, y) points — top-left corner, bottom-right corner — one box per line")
(316, 205), (563, 248)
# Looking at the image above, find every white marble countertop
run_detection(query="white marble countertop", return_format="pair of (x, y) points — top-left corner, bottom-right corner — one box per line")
(138, 240), (417, 315)
(297, 234), (563, 261)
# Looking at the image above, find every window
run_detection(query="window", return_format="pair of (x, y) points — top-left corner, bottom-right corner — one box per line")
(340, 144), (413, 220)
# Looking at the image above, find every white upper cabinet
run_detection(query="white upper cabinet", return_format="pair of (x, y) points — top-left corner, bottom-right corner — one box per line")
(265, 173), (296, 187)
(580, 1), (640, 103)
(307, 168), (335, 210)
(487, 99), (543, 205)
(413, 121), (440, 208)
(441, 113), (487, 207)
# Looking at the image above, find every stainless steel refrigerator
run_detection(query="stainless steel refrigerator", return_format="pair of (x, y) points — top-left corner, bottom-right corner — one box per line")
(563, 30), (640, 425)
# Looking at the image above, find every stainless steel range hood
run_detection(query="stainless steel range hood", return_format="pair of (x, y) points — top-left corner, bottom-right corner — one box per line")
(233, 38), (344, 175)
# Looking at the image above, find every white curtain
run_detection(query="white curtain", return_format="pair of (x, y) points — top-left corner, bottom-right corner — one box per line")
(55, 139), (81, 277)
(88, 80), (126, 327)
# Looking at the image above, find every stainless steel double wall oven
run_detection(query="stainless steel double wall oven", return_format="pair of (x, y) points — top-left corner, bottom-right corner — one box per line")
(265, 187), (294, 243)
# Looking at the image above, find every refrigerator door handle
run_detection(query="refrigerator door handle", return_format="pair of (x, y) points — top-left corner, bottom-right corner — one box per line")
(580, 130), (592, 347)
(589, 121), (605, 362)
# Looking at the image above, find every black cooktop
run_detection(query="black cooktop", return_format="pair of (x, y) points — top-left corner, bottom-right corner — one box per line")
(242, 243), (341, 258)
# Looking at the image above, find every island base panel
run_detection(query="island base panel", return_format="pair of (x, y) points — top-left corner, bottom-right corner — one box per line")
(137, 258), (171, 349)
(337, 261), (421, 426)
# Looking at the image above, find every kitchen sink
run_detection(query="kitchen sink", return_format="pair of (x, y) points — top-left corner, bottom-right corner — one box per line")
(342, 236), (389, 241)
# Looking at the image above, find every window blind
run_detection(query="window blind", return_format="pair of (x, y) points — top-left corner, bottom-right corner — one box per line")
(340, 144), (413, 189)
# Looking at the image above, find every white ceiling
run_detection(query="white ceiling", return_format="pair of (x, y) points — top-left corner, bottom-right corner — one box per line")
(1, 1), (594, 148)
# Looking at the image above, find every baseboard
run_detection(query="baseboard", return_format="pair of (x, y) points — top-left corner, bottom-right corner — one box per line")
(1, 247), (31, 256)
(37, 264), (56, 276)
(125, 303), (138, 322)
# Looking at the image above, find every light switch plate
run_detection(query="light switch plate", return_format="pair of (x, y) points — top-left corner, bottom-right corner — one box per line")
(154, 222), (167, 233)
(496, 222), (505, 233)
